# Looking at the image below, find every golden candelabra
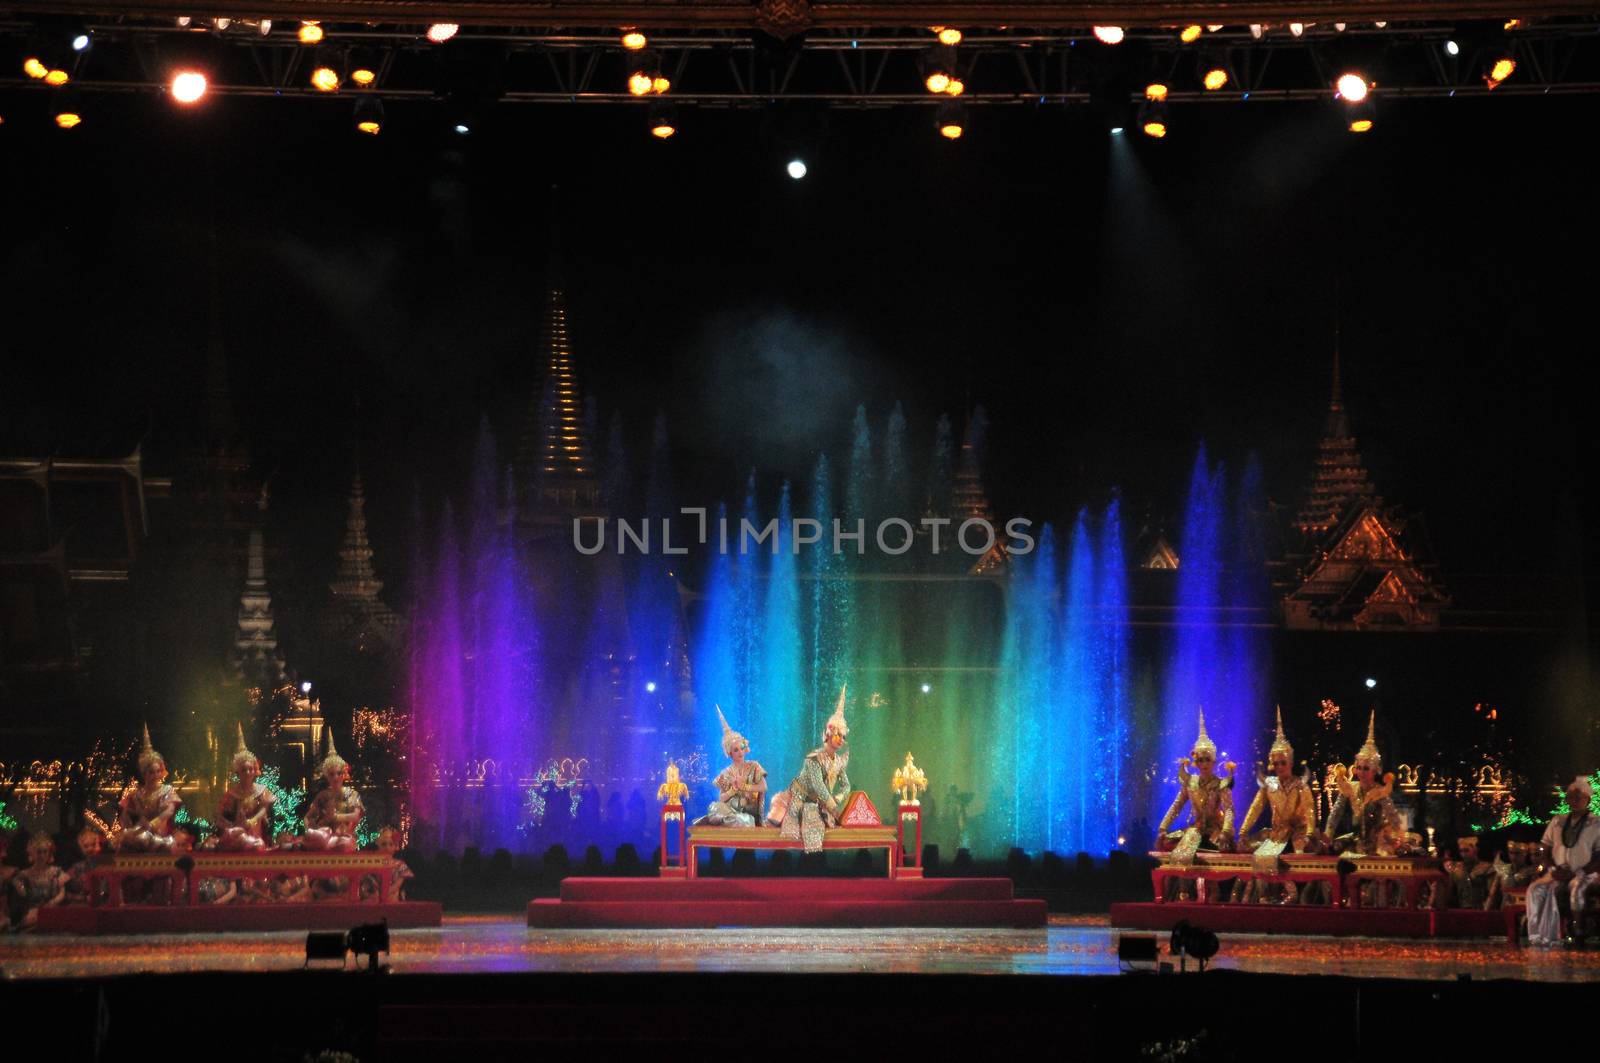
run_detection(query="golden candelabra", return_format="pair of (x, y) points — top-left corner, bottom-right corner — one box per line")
(892, 752), (927, 805)
(656, 761), (688, 805)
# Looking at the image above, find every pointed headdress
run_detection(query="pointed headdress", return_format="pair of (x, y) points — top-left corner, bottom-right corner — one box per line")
(318, 727), (348, 778)
(231, 722), (259, 775)
(1268, 706), (1294, 761)
(824, 684), (849, 741)
(1354, 709), (1382, 769)
(716, 704), (749, 758)
(1191, 707), (1217, 759)
(137, 722), (165, 776)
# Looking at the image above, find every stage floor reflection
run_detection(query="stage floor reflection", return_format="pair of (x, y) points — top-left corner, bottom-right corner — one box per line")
(3, 914), (1597, 983)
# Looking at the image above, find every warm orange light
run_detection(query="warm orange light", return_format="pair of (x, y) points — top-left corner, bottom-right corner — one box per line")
(925, 72), (950, 94)
(652, 75), (671, 94)
(311, 66), (341, 92)
(1142, 120), (1167, 138)
(650, 121), (675, 139)
(23, 57), (48, 79)
(939, 122), (963, 140)
(357, 119), (380, 134)
(1203, 67), (1229, 91)
(298, 21), (323, 44)
(1145, 82), (1169, 102)
(44, 69), (70, 86)
(622, 31), (648, 50)
(351, 68), (376, 86)
(1349, 118), (1373, 133)
(56, 111), (82, 129)
(171, 70), (208, 103)
(628, 71), (653, 95)
(938, 27), (962, 45)
(1487, 58), (1516, 86)
(945, 77), (965, 96)
(1336, 73), (1369, 101)
(1503, 18), (1523, 31)
(1180, 25), (1203, 43)
(1092, 26), (1124, 45)
(426, 23), (459, 43)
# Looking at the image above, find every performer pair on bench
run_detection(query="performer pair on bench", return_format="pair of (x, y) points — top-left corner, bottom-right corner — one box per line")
(697, 686), (853, 854)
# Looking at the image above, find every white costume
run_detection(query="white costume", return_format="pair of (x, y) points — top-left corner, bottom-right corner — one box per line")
(1526, 776), (1600, 946)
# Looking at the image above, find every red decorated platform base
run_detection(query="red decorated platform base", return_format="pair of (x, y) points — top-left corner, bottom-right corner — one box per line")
(37, 900), (443, 934)
(528, 877), (1046, 929)
(1111, 901), (1517, 944)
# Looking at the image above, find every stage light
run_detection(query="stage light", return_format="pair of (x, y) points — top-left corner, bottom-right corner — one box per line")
(347, 921), (390, 971)
(44, 69), (69, 87)
(1145, 82), (1169, 102)
(787, 159), (807, 179)
(55, 110), (82, 129)
(213, 17), (231, 31)
(1170, 920), (1220, 970)
(1335, 22), (1346, 32)
(1109, 126), (1123, 135)
(621, 31), (648, 51)
(1203, 66), (1228, 91)
(1365, 677), (1377, 688)
(351, 67), (376, 86)
(945, 77), (965, 96)
(920, 683), (932, 694)
(302, 681), (313, 693)
(924, 71), (950, 93)
(1445, 40), (1460, 56)
(646, 680), (659, 691)
(1093, 26), (1124, 45)
(936, 101), (965, 139)
(24, 57), (48, 79)
(1486, 56), (1516, 88)
(454, 123), (470, 134)
(299, 21), (323, 45)
(1180, 25), (1202, 44)
(1349, 117), (1373, 133)
(1336, 73), (1369, 101)
(304, 931), (348, 966)
(1141, 112), (1167, 138)
(1207, 24), (1223, 32)
(171, 70), (208, 104)
(1249, 24), (1263, 39)
(1504, 18), (1523, 31)
(71, 28), (92, 53)
(628, 71), (654, 95)
(1289, 22), (1305, 37)
(311, 66), (341, 92)
(259, 19), (272, 36)
(427, 23), (460, 44)
(938, 27), (962, 46)
(652, 75), (671, 94)
(1117, 934), (1158, 964)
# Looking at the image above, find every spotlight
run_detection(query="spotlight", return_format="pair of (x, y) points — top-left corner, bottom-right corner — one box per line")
(651, 75), (671, 94)
(1207, 24), (1223, 33)
(925, 71), (951, 93)
(645, 680), (659, 691)
(259, 19), (272, 36)
(304, 931), (348, 967)
(922, 46), (955, 94)
(920, 682), (932, 693)
(454, 123), (470, 135)
(351, 67), (376, 87)
(170, 70), (208, 104)
(427, 23), (460, 44)
(628, 71), (654, 96)
(1444, 40), (1460, 57)
(1093, 26), (1125, 45)
(298, 21), (323, 45)
(1202, 65), (1229, 91)
(213, 17), (231, 31)
(44, 68), (70, 87)
(938, 27), (962, 46)
(1365, 677), (1377, 688)
(1139, 100), (1168, 138)
(1249, 24), (1264, 40)
(71, 26), (92, 53)
(301, 681), (313, 693)
(55, 110), (82, 129)
(1336, 73), (1369, 101)
(311, 66), (341, 92)
(346, 920), (390, 972)
(1289, 22), (1305, 37)
(1145, 81), (1169, 102)
(945, 77), (965, 96)
(621, 31), (648, 51)
(1109, 127), (1124, 135)
(1117, 933), (1159, 965)
(1180, 25), (1202, 44)
(786, 158), (807, 179)
(1169, 919), (1220, 970)
(1486, 56), (1516, 88)
(936, 100), (965, 139)
(23, 57), (48, 79)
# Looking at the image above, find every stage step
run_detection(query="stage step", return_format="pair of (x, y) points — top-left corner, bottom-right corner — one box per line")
(528, 897), (1047, 929)
(557, 876), (1017, 903)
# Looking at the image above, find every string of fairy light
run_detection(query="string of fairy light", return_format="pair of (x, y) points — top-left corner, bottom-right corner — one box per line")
(0, 15), (1570, 141)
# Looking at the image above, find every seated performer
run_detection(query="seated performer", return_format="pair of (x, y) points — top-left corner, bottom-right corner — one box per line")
(361, 828), (414, 903)
(1526, 775), (1600, 946)
(193, 835), (239, 905)
(1445, 835), (1496, 909)
(1488, 839), (1542, 909)
(1324, 710), (1410, 860)
(64, 827), (108, 906)
(11, 832), (70, 930)
(1156, 709), (1235, 900)
(303, 732), (363, 853)
(117, 724), (182, 852)
(217, 723), (275, 851)
(1237, 709), (1318, 901)
(699, 706), (768, 827)
(768, 685), (852, 854)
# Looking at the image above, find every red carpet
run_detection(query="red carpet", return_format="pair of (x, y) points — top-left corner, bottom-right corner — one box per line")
(1110, 901), (1515, 942)
(528, 877), (1046, 928)
(37, 901), (443, 934)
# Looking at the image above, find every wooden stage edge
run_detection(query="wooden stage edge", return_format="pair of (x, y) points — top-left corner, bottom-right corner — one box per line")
(37, 901), (442, 935)
(1110, 901), (1519, 944)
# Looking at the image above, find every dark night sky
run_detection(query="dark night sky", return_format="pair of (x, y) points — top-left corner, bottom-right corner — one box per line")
(1, 90), (1593, 597)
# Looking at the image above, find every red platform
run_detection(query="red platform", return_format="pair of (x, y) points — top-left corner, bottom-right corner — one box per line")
(1111, 901), (1516, 943)
(37, 901), (442, 934)
(528, 877), (1046, 929)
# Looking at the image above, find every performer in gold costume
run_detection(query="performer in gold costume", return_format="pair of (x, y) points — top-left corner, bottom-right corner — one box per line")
(217, 723), (276, 851)
(768, 686), (852, 853)
(1445, 835), (1496, 909)
(1157, 708), (1236, 863)
(303, 731), (363, 853)
(700, 706), (768, 827)
(64, 827), (107, 906)
(10, 833), (70, 930)
(1238, 709), (1317, 894)
(1323, 711), (1409, 858)
(1487, 839), (1542, 909)
(117, 724), (182, 853)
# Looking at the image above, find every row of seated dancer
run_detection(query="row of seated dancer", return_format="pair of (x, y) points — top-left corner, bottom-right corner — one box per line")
(1, 724), (413, 930)
(1155, 708), (1600, 933)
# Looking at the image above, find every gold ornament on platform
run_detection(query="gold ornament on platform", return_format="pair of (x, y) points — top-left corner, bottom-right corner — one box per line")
(657, 761), (688, 805)
(892, 752), (927, 804)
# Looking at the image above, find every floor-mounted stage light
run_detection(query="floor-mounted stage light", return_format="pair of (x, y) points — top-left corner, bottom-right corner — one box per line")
(354, 95), (384, 134)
